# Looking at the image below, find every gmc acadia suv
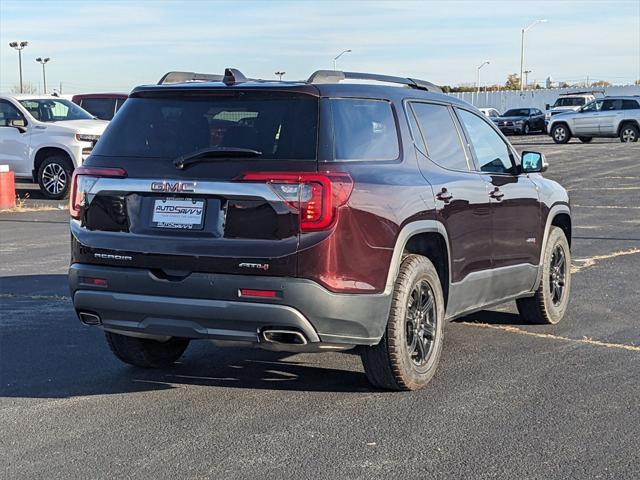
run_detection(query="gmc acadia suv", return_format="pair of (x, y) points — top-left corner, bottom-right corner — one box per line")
(68, 69), (572, 391)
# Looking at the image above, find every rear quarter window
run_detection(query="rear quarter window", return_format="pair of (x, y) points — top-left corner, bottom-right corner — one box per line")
(322, 98), (399, 161)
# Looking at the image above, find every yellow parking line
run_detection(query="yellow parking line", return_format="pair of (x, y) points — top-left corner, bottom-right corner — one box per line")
(461, 322), (640, 352)
(572, 247), (640, 273)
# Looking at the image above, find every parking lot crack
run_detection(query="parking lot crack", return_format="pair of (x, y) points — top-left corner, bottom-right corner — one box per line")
(461, 323), (640, 352)
(571, 247), (640, 273)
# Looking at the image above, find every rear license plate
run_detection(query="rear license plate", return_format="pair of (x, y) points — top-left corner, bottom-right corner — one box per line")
(152, 198), (205, 230)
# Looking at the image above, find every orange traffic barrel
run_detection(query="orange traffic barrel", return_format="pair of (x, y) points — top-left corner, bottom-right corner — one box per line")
(0, 165), (16, 210)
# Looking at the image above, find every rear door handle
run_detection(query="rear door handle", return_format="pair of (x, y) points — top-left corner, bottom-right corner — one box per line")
(489, 187), (504, 200)
(436, 187), (453, 203)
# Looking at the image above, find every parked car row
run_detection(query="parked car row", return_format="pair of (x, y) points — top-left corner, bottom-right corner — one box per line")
(478, 93), (639, 143)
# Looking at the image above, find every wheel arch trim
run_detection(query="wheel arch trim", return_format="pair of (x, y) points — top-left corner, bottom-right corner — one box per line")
(384, 220), (451, 295)
(534, 203), (571, 288)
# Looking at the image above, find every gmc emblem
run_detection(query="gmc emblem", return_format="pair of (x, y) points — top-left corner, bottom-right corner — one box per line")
(151, 181), (196, 193)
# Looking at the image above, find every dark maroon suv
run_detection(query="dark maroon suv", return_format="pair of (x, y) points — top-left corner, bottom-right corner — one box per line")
(68, 69), (572, 391)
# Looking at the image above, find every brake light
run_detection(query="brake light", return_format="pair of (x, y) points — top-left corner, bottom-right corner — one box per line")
(69, 166), (127, 219)
(240, 172), (353, 231)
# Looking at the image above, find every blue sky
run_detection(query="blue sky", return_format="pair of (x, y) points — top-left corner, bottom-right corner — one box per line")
(1, 0), (639, 93)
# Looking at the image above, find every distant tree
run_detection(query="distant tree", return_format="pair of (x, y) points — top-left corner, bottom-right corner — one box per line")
(10, 82), (37, 94)
(591, 80), (611, 87)
(505, 73), (520, 90)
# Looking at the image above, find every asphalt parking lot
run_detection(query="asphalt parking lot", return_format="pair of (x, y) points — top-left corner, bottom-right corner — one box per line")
(1, 135), (639, 479)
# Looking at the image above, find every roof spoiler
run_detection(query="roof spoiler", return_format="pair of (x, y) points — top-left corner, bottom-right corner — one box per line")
(306, 70), (442, 93)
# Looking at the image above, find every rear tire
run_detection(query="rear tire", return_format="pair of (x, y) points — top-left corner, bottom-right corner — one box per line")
(619, 123), (639, 143)
(516, 227), (571, 325)
(578, 137), (593, 143)
(37, 155), (73, 200)
(105, 331), (190, 368)
(551, 124), (571, 144)
(360, 255), (444, 391)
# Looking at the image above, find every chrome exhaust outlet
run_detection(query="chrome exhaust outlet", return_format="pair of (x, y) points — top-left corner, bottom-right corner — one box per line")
(78, 311), (101, 326)
(260, 329), (308, 345)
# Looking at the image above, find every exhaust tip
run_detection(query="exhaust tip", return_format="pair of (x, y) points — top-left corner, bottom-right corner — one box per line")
(260, 329), (308, 345)
(78, 311), (101, 326)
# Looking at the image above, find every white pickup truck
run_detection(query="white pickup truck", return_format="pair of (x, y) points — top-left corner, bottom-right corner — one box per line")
(547, 96), (640, 144)
(0, 94), (108, 199)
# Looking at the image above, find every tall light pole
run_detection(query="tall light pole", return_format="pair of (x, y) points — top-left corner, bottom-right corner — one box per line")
(476, 61), (490, 102)
(274, 71), (286, 81)
(333, 49), (351, 70)
(36, 57), (51, 94)
(520, 19), (546, 92)
(523, 70), (532, 90)
(9, 41), (29, 93)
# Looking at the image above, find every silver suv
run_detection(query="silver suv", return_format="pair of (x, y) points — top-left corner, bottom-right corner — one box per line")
(548, 96), (640, 144)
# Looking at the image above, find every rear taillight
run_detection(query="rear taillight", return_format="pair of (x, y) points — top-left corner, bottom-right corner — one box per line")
(69, 166), (126, 219)
(240, 172), (353, 231)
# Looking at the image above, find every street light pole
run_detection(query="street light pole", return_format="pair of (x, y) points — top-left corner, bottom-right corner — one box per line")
(476, 61), (490, 103)
(36, 57), (51, 94)
(9, 41), (29, 93)
(274, 71), (286, 81)
(523, 70), (532, 90)
(520, 19), (546, 92)
(333, 49), (351, 70)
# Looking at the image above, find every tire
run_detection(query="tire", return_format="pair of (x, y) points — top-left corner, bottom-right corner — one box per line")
(619, 123), (639, 143)
(578, 137), (593, 143)
(360, 255), (445, 391)
(105, 331), (190, 368)
(516, 227), (571, 325)
(551, 124), (571, 144)
(523, 122), (530, 135)
(37, 155), (73, 200)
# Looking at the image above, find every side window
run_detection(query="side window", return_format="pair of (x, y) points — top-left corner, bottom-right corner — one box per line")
(81, 98), (117, 120)
(490, 110), (499, 118)
(621, 100), (639, 110)
(0, 100), (25, 127)
(582, 100), (603, 113)
(457, 109), (514, 174)
(602, 99), (622, 111)
(329, 98), (399, 161)
(410, 103), (469, 171)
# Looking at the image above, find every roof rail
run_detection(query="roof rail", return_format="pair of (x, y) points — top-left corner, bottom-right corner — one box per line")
(306, 70), (442, 93)
(158, 71), (224, 85)
(558, 90), (605, 96)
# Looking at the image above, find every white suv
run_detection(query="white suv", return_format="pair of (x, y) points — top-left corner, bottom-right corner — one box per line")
(0, 94), (108, 199)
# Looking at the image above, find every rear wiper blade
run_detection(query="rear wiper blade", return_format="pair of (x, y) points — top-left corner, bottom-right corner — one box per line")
(173, 147), (262, 169)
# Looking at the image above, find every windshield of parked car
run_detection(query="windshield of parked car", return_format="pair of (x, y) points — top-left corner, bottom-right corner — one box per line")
(503, 109), (529, 117)
(553, 97), (586, 107)
(18, 99), (93, 122)
(93, 92), (318, 159)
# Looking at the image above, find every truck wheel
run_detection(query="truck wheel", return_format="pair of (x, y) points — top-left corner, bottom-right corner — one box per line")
(37, 155), (73, 200)
(360, 255), (444, 391)
(551, 124), (571, 144)
(578, 137), (593, 143)
(105, 331), (190, 368)
(619, 124), (639, 143)
(516, 227), (571, 324)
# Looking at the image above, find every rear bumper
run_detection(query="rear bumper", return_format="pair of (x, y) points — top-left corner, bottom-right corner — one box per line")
(69, 264), (391, 346)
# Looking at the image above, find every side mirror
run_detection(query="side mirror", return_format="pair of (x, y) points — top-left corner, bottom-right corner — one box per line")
(8, 119), (27, 133)
(521, 151), (548, 173)
(545, 104), (550, 110)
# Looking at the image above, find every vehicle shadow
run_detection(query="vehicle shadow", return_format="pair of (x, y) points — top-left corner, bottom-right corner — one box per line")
(0, 274), (374, 399)
(454, 309), (528, 326)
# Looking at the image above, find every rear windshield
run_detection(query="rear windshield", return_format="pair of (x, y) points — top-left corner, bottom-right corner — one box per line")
(93, 91), (318, 160)
(553, 97), (586, 107)
(503, 109), (529, 117)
